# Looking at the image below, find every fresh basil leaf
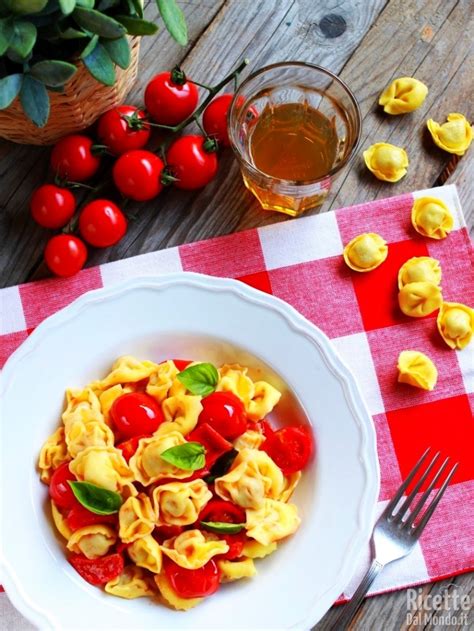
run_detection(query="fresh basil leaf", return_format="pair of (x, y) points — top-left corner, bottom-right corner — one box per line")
(177, 362), (218, 396)
(156, 0), (187, 46)
(69, 480), (122, 515)
(200, 521), (245, 535)
(82, 40), (115, 85)
(59, 0), (76, 15)
(0, 18), (13, 55)
(19, 75), (49, 127)
(114, 15), (158, 36)
(205, 448), (238, 483)
(9, 21), (37, 59)
(73, 6), (126, 38)
(160, 442), (205, 471)
(102, 35), (130, 69)
(0, 73), (22, 109)
(30, 60), (77, 86)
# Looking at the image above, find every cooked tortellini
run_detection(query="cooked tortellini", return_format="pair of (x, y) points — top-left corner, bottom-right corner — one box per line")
(50, 501), (73, 540)
(105, 566), (154, 599)
(158, 394), (203, 437)
(146, 360), (179, 403)
(161, 530), (229, 569)
(153, 480), (211, 526)
(99, 384), (131, 425)
(62, 388), (114, 457)
(217, 364), (255, 407)
(67, 525), (116, 559)
(379, 77), (428, 114)
(397, 350), (438, 391)
(218, 558), (256, 583)
(411, 197), (454, 239)
(247, 381), (281, 421)
(91, 356), (158, 391)
(343, 233), (388, 272)
(427, 113), (473, 156)
(246, 500), (301, 546)
(437, 302), (474, 350)
(129, 431), (191, 485)
(128, 534), (163, 573)
(242, 539), (278, 559)
(70, 446), (135, 495)
(38, 427), (70, 483)
(234, 429), (265, 451)
(398, 257), (441, 289)
(398, 281), (442, 318)
(155, 573), (203, 611)
(363, 142), (409, 182)
(119, 493), (156, 543)
(279, 472), (302, 503)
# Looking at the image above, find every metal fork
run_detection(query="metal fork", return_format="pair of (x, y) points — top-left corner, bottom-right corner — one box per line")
(334, 448), (458, 630)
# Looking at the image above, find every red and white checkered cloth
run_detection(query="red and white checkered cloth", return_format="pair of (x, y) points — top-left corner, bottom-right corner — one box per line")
(1, 184), (473, 622)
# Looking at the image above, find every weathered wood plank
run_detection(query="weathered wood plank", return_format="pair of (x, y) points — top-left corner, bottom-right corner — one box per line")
(444, 150), (473, 235)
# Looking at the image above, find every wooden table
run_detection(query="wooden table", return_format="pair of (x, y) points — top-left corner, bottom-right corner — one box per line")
(0, 1), (472, 629)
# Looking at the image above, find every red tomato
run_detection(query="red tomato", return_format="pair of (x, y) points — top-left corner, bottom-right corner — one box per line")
(253, 419), (275, 439)
(51, 135), (100, 182)
(221, 531), (247, 560)
(187, 423), (232, 466)
(164, 558), (221, 599)
(154, 524), (184, 543)
(78, 199), (127, 248)
(97, 105), (150, 156)
(113, 150), (164, 201)
(166, 135), (218, 190)
(116, 434), (149, 462)
(69, 553), (124, 586)
(30, 184), (76, 229)
(261, 426), (314, 475)
(173, 359), (192, 371)
(198, 392), (246, 440)
(44, 234), (87, 277)
(199, 499), (246, 525)
(144, 72), (198, 125)
(49, 462), (77, 509)
(202, 94), (233, 147)
(66, 504), (117, 531)
(111, 392), (164, 439)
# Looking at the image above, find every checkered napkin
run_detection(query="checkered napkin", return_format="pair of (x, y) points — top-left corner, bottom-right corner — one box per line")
(1, 184), (473, 611)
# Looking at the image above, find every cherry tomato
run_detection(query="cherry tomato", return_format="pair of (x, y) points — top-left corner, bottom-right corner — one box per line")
(221, 531), (247, 560)
(164, 558), (221, 599)
(173, 359), (192, 371)
(30, 184), (76, 229)
(253, 419), (275, 439)
(144, 71), (198, 125)
(154, 524), (184, 543)
(187, 423), (232, 466)
(199, 499), (246, 525)
(116, 434), (150, 462)
(78, 199), (127, 248)
(113, 150), (164, 201)
(49, 462), (78, 509)
(202, 94), (233, 147)
(198, 392), (246, 440)
(66, 504), (117, 531)
(44, 234), (87, 277)
(111, 392), (165, 439)
(51, 135), (100, 182)
(261, 426), (314, 475)
(166, 135), (218, 190)
(97, 105), (150, 156)
(69, 553), (124, 586)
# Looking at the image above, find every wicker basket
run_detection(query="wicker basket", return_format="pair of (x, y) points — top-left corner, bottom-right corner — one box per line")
(0, 37), (140, 146)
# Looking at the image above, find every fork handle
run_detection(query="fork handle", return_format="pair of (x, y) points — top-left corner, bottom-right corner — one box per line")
(332, 559), (385, 630)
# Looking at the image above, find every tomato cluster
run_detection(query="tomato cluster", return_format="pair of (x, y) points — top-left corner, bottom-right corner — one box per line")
(30, 69), (236, 278)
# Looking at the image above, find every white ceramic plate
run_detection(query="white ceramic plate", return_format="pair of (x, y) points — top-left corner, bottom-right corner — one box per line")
(0, 273), (379, 630)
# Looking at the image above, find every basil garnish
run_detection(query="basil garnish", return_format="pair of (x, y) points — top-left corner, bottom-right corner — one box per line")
(69, 481), (122, 515)
(177, 362), (219, 396)
(200, 521), (245, 534)
(205, 448), (238, 483)
(160, 442), (205, 471)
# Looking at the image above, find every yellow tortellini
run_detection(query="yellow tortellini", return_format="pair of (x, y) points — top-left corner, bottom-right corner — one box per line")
(398, 282), (442, 318)
(154, 573), (203, 611)
(247, 381), (281, 422)
(411, 197), (454, 240)
(146, 360), (179, 403)
(128, 534), (163, 573)
(217, 364), (255, 407)
(91, 356), (158, 391)
(246, 500), (301, 546)
(153, 480), (211, 526)
(50, 501), (73, 540)
(242, 540), (277, 559)
(66, 525), (116, 559)
(105, 566), (154, 599)
(119, 493), (156, 543)
(343, 233), (388, 272)
(234, 429), (265, 451)
(38, 427), (70, 483)
(379, 77), (428, 114)
(99, 384), (131, 425)
(398, 257), (441, 290)
(62, 387), (114, 457)
(70, 446), (135, 495)
(215, 448), (284, 509)
(363, 142), (409, 182)
(129, 431), (191, 486)
(158, 394), (203, 437)
(279, 471), (302, 503)
(218, 558), (256, 583)
(427, 113), (473, 156)
(397, 350), (438, 391)
(161, 530), (229, 569)
(437, 302), (474, 350)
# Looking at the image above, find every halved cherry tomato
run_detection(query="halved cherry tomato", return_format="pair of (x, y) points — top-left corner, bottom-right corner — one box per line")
(199, 499), (245, 525)
(166, 135), (218, 190)
(221, 531), (247, 560)
(69, 553), (124, 586)
(44, 234), (87, 277)
(30, 184), (76, 229)
(116, 434), (150, 462)
(253, 419), (275, 439)
(49, 462), (78, 509)
(202, 94), (233, 147)
(198, 392), (246, 440)
(187, 423), (232, 466)
(173, 359), (192, 371)
(66, 504), (117, 531)
(113, 149), (164, 201)
(51, 135), (100, 182)
(164, 558), (220, 599)
(261, 425), (313, 475)
(78, 199), (127, 248)
(154, 524), (184, 543)
(144, 71), (198, 125)
(97, 105), (150, 156)
(111, 392), (164, 439)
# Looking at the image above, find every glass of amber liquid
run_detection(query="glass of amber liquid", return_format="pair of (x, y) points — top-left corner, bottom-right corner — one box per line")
(228, 62), (361, 216)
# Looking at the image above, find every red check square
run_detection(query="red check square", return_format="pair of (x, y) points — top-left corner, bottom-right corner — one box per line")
(237, 271), (273, 294)
(0, 330), (28, 368)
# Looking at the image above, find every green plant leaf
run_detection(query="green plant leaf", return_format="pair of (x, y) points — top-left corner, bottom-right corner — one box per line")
(96, 0), (118, 9)
(82, 40), (115, 85)
(69, 481), (122, 515)
(200, 521), (245, 535)
(5, 0), (48, 15)
(19, 75), (49, 127)
(0, 18), (13, 55)
(177, 362), (218, 396)
(0, 73), (22, 109)
(30, 59), (77, 86)
(115, 15), (157, 36)
(129, 0), (143, 18)
(160, 442), (205, 471)
(9, 21), (37, 59)
(59, 0), (76, 15)
(102, 34), (130, 69)
(76, 0), (94, 6)
(204, 448), (238, 484)
(73, 6), (125, 38)
(80, 32), (98, 57)
(59, 26), (88, 39)
(156, 0), (187, 46)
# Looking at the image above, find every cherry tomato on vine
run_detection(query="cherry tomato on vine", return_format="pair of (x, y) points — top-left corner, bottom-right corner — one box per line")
(97, 105), (150, 156)
(261, 426), (314, 475)
(111, 392), (165, 439)
(49, 462), (78, 509)
(44, 234), (88, 277)
(30, 184), (76, 229)
(198, 391), (246, 440)
(164, 558), (221, 599)
(166, 135), (218, 190)
(69, 553), (124, 586)
(113, 150), (164, 201)
(144, 71), (199, 125)
(50, 135), (100, 182)
(202, 94), (233, 147)
(78, 199), (127, 248)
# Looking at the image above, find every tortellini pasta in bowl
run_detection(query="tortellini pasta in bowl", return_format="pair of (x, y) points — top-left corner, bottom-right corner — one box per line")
(38, 355), (314, 611)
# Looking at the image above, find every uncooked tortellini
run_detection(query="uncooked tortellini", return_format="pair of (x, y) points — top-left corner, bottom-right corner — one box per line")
(161, 530), (229, 569)
(379, 77), (428, 114)
(398, 257), (441, 289)
(70, 446), (134, 494)
(218, 558), (256, 583)
(105, 566), (154, 599)
(398, 282), (442, 318)
(128, 534), (163, 573)
(153, 479), (211, 526)
(38, 427), (70, 483)
(119, 493), (156, 543)
(246, 499), (300, 546)
(397, 350), (438, 391)
(129, 431), (191, 485)
(437, 302), (474, 350)
(363, 142), (409, 182)
(411, 197), (454, 239)
(427, 113), (473, 156)
(343, 233), (388, 272)
(67, 525), (116, 559)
